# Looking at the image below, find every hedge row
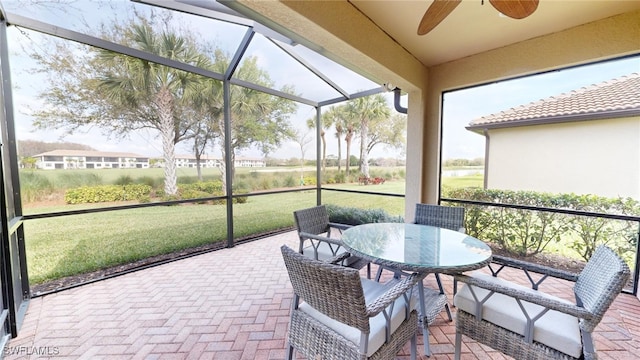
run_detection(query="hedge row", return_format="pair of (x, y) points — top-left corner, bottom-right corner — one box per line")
(65, 180), (248, 205)
(65, 184), (152, 204)
(444, 188), (640, 261)
(326, 204), (403, 226)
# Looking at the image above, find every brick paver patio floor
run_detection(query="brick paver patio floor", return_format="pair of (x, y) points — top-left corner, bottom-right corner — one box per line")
(5, 231), (640, 359)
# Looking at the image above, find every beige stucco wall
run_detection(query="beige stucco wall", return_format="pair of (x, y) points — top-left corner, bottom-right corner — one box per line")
(426, 10), (640, 203)
(485, 117), (640, 199)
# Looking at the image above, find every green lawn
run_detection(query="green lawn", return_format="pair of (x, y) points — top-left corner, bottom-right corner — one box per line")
(22, 170), (483, 286)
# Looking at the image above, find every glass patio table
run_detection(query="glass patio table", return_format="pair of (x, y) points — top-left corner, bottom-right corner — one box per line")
(341, 223), (492, 355)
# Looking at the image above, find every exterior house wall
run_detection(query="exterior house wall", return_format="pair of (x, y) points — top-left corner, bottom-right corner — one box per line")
(428, 10), (640, 201)
(485, 116), (640, 199)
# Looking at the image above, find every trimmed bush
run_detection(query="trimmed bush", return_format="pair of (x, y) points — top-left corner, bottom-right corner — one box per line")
(65, 184), (152, 204)
(326, 204), (404, 225)
(445, 187), (640, 260)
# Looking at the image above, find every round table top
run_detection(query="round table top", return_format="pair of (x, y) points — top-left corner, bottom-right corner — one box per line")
(342, 223), (492, 273)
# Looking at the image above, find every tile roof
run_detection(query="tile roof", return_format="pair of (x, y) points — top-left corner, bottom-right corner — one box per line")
(467, 72), (640, 130)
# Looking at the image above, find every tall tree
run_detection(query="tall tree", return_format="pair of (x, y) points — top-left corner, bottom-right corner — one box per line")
(97, 23), (213, 195)
(344, 94), (390, 178)
(225, 56), (297, 183)
(306, 112), (333, 172)
(320, 106), (346, 172)
(183, 50), (227, 182)
(365, 113), (406, 159)
(292, 129), (312, 185)
(326, 104), (356, 175)
(30, 20), (214, 195)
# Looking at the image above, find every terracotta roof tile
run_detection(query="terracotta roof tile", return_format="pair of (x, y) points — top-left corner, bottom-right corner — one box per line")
(468, 72), (640, 129)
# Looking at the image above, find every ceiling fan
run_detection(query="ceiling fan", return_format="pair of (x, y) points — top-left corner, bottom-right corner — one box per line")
(418, 0), (539, 35)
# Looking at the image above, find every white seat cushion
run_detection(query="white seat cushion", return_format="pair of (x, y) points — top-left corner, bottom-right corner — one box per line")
(454, 273), (582, 358)
(302, 241), (358, 265)
(299, 278), (416, 357)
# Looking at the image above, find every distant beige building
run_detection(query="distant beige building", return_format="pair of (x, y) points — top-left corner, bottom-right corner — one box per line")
(33, 150), (149, 170)
(467, 73), (640, 199)
(162, 155), (266, 169)
(33, 150), (267, 170)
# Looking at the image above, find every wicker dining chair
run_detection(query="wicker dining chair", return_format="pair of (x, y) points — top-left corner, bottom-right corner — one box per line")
(453, 245), (631, 360)
(412, 203), (466, 322)
(280, 245), (420, 360)
(293, 205), (370, 276)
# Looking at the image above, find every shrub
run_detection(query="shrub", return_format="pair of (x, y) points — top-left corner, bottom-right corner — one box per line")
(283, 175), (296, 187)
(113, 175), (134, 185)
(178, 181), (223, 194)
(57, 172), (102, 188)
(65, 184), (152, 204)
(446, 187), (640, 260)
(302, 176), (316, 186)
(20, 171), (55, 202)
(179, 189), (212, 202)
(326, 204), (404, 226)
(258, 178), (271, 190)
(136, 176), (159, 188)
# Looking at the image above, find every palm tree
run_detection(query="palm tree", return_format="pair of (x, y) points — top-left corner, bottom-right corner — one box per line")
(320, 106), (346, 172)
(344, 94), (390, 178)
(307, 109), (337, 172)
(343, 115), (357, 176)
(96, 23), (211, 196)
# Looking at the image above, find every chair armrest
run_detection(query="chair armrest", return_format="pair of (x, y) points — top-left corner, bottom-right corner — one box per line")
(454, 273), (593, 320)
(491, 255), (579, 282)
(329, 222), (352, 232)
(298, 231), (343, 246)
(366, 273), (420, 317)
(325, 252), (352, 265)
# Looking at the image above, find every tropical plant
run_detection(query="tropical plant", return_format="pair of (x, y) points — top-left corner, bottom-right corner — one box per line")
(318, 106), (346, 171)
(344, 94), (391, 178)
(30, 18), (214, 196)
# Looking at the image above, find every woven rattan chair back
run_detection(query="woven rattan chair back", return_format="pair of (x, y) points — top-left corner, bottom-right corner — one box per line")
(574, 245), (631, 332)
(281, 245), (370, 332)
(293, 205), (331, 237)
(414, 204), (464, 231)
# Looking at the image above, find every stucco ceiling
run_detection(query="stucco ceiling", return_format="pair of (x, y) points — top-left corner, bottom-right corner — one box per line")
(349, 0), (640, 67)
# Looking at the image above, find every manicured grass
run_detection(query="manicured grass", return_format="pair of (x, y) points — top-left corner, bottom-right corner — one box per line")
(23, 172), (482, 286)
(25, 186), (389, 285)
(25, 204), (228, 284)
(442, 174), (483, 189)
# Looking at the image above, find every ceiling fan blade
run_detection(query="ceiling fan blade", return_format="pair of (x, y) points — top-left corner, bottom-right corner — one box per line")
(489, 0), (539, 19)
(417, 0), (462, 36)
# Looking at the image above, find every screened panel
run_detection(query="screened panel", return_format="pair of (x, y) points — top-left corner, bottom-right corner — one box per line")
(322, 190), (405, 219)
(23, 205), (228, 293)
(2, 0), (249, 67)
(233, 33), (343, 102)
(231, 192), (317, 244)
